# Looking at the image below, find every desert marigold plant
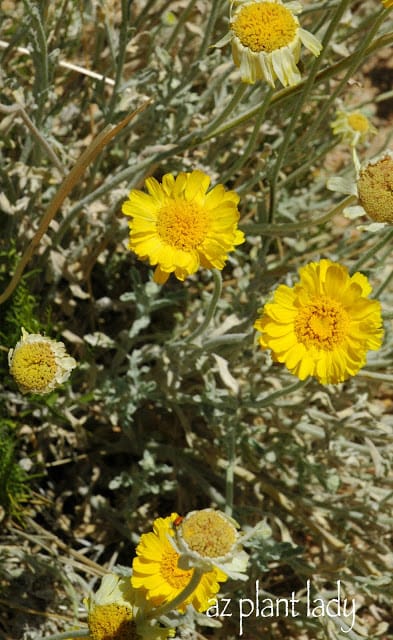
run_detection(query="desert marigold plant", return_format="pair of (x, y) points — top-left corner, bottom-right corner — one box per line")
(121, 170), (244, 284)
(8, 327), (76, 394)
(131, 513), (227, 612)
(219, 0), (322, 86)
(331, 109), (377, 147)
(86, 573), (173, 640)
(254, 259), (384, 384)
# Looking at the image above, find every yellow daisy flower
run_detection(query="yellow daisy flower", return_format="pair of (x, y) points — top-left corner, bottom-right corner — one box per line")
(131, 513), (227, 612)
(8, 327), (76, 394)
(381, 0), (393, 8)
(221, 0), (322, 86)
(327, 150), (393, 230)
(331, 109), (377, 147)
(86, 573), (173, 640)
(175, 509), (249, 581)
(122, 170), (244, 284)
(254, 259), (383, 384)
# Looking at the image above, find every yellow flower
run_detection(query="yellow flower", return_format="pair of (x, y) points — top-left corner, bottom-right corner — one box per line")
(8, 328), (76, 394)
(122, 170), (244, 284)
(222, 0), (322, 86)
(331, 109), (377, 147)
(175, 509), (249, 581)
(327, 150), (393, 230)
(131, 513), (227, 612)
(381, 0), (393, 8)
(254, 259), (383, 384)
(86, 573), (173, 640)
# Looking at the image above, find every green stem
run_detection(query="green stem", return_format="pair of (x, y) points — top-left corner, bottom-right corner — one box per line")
(225, 420), (236, 518)
(243, 379), (309, 409)
(106, 0), (130, 120)
(198, 0), (224, 58)
(374, 266), (393, 298)
(268, 0), (353, 222)
(201, 30), (393, 145)
(222, 86), (274, 183)
(241, 195), (357, 236)
(203, 83), (248, 138)
(300, 8), (387, 149)
(352, 228), (393, 272)
(184, 269), (222, 343)
(37, 630), (89, 640)
(145, 568), (205, 620)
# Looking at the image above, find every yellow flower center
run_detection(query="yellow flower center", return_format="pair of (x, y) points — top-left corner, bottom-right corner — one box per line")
(88, 603), (138, 640)
(181, 511), (237, 558)
(10, 342), (57, 392)
(161, 546), (193, 589)
(231, 2), (298, 53)
(347, 112), (370, 133)
(156, 200), (210, 251)
(295, 296), (349, 350)
(357, 154), (393, 223)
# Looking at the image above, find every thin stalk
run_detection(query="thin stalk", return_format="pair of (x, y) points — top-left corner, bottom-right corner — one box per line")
(184, 269), (222, 343)
(203, 83), (248, 137)
(165, 0), (198, 51)
(36, 631), (88, 640)
(23, 0), (49, 129)
(243, 379), (309, 409)
(301, 7), (387, 148)
(106, 0), (131, 120)
(197, 0), (224, 58)
(145, 568), (205, 620)
(241, 195), (357, 236)
(267, 0), (353, 222)
(225, 420), (236, 517)
(0, 102), (65, 175)
(222, 86), (274, 183)
(351, 228), (393, 272)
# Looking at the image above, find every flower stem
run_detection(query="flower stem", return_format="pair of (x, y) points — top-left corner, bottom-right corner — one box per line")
(241, 195), (357, 236)
(225, 419), (236, 518)
(184, 269), (222, 343)
(267, 0), (353, 222)
(145, 568), (205, 620)
(36, 630), (89, 640)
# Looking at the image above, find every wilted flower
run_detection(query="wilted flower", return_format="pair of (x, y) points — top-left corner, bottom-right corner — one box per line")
(122, 170), (244, 284)
(254, 259), (383, 384)
(217, 0), (322, 86)
(131, 513), (227, 613)
(331, 109), (377, 147)
(8, 328), (76, 394)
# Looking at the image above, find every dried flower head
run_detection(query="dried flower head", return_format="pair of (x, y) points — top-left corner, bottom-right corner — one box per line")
(219, 0), (322, 86)
(327, 150), (393, 230)
(175, 509), (250, 581)
(331, 109), (377, 147)
(254, 259), (383, 384)
(122, 170), (244, 284)
(8, 328), (76, 394)
(131, 513), (227, 612)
